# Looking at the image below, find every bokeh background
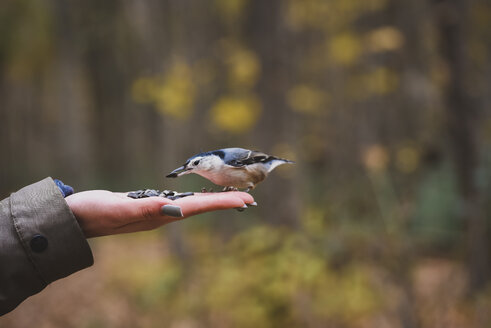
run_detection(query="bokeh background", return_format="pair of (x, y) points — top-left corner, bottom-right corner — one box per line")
(1, 0), (491, 327)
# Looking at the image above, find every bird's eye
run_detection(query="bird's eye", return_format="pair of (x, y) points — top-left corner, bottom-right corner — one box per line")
(193, 159), (200, 166)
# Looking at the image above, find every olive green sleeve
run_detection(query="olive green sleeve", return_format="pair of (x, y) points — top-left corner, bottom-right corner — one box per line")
(0, 178), (93, 315)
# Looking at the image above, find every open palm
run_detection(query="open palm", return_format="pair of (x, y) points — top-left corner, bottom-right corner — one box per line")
(66, 190), (255, 238)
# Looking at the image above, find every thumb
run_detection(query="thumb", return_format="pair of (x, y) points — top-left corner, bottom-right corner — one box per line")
(127, 197), (178, 220)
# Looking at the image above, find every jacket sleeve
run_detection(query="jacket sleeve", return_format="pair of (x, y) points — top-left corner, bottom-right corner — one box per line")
(0, 177), (93, 315)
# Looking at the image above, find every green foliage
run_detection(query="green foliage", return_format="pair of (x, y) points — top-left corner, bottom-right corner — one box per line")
(411, 164), (461, 249)
(105, 224), (383, 327)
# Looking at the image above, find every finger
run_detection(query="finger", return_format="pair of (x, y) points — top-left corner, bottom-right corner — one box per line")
(117, 190), (254, 205)
(193, 191), (255, 205)
(174, 193), (250, 217)
(115, 192), (254, 222)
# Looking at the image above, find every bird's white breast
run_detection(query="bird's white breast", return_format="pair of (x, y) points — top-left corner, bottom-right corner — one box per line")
(195, 161), (268, 188)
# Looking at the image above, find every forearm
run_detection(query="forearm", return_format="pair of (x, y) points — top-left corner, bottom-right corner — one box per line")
(0, 178), (93, 315)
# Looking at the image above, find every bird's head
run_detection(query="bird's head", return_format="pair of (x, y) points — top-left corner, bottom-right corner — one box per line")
(166, 153), (223, 178)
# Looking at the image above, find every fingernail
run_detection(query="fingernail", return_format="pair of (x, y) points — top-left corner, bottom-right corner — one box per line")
(236, 204), (248, 212)
(161, 205), (183, 217)
(248, 202), (258, 207)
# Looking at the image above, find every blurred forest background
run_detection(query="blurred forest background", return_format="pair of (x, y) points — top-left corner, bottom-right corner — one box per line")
(1, 0), (491, 327)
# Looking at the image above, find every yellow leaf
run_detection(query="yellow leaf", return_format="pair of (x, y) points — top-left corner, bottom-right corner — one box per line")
(366, 26), (404, 53)
(131, 78), (158, 104)
(210, 95), (261, 133)
(287, 84), (328, 114)
(396, 145), (420, 173)
(367, 67), (399, 95)
(156, 62), (195, 119)
(348, 68), (399, 99)
(214, 0), (248, 25)
(328, 32), (362, 66)
(363, 145), (389, 172)
(227, 49), (261, 89)
(131, 60), (196, 120)
(286, 0), (331, 31)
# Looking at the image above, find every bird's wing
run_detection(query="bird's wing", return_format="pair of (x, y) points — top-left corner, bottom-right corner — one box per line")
(223, 148), (271, 167)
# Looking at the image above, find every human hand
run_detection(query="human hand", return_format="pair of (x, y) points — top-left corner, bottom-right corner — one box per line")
(65, 191), (255, 238)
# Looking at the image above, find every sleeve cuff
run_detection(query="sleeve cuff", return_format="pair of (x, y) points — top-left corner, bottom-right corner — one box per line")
(9, 177), (93, 284)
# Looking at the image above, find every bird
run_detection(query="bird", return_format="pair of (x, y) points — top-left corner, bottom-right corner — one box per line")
(166, 147), (294, 192)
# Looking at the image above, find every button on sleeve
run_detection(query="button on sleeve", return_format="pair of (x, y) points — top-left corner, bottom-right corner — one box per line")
(29, 234), (49, 253)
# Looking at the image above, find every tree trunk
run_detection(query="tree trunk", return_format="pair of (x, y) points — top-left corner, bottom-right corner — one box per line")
(435, 0), (489, 292)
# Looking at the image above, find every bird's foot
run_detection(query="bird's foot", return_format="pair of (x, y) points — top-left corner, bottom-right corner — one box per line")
(244, 185), (255, 193)
(222, 186), (238, 192)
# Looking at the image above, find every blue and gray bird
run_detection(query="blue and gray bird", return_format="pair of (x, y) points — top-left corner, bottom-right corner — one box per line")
(166, 148), (294, 192)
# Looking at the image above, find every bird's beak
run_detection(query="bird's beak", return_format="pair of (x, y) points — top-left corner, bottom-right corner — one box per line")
(166, 165), (191, 178)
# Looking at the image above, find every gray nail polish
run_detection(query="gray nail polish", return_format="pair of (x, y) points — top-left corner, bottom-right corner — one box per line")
(161, 205), (183, 217)
(236, 204), (248, 212)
